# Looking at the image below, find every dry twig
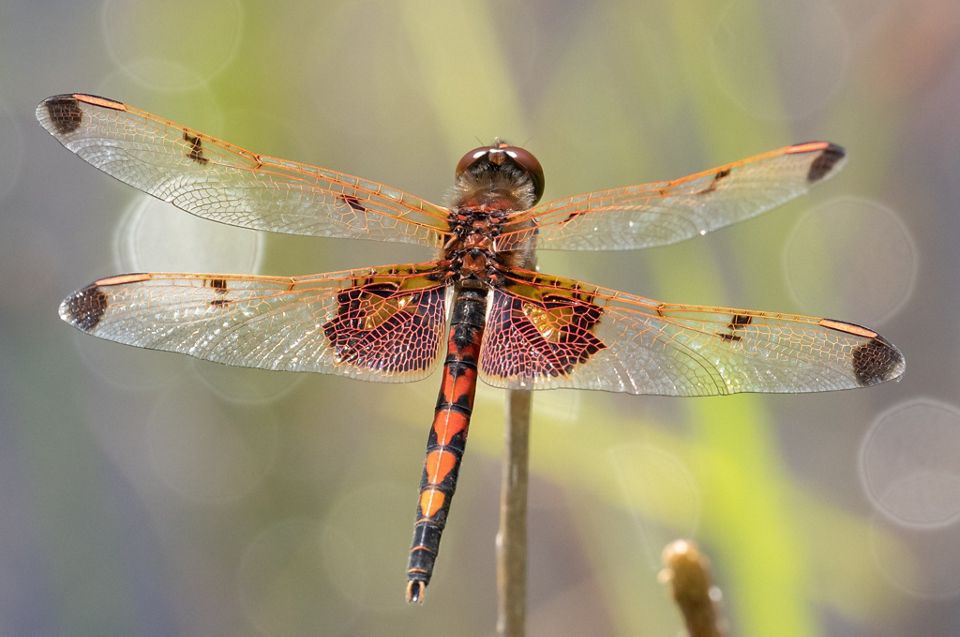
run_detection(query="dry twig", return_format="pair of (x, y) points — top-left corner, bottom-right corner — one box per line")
(496, 389), (532, 637)
(660, 539), (726, 637)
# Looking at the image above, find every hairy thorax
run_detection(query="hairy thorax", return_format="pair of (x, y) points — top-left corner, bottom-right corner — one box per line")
(442, 187), (537, 288)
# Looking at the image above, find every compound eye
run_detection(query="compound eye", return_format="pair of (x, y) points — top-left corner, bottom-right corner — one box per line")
(455, 146), (494, 178)
(499, 146), (545, 204)
(454, 143), (546, 205)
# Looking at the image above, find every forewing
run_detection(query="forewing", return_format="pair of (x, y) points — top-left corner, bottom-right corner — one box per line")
(37, 94), (450, 247)
(498, 142), (845, 251)
(60, 263), (448, 382)
(480, 270), (904, 396)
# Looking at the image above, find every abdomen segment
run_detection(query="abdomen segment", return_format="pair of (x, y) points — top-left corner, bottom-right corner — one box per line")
(406, 287), (487, 603)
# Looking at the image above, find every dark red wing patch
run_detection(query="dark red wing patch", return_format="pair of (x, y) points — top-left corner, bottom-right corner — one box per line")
(480, 282), (606, 381)
(323, 281), (446, 374)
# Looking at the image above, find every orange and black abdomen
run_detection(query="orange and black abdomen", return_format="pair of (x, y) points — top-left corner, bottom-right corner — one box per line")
(406, 287), (487, 604)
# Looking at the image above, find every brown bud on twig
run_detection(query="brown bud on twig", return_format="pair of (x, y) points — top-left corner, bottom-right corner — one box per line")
(659, 540), (726, 637)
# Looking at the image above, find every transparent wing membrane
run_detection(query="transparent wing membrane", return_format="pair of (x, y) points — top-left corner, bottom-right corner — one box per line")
(59, 264), (448, 381)
(499, 142), (845, 251)
(38, 94), (450, 247)
(479, 269), (903, 396)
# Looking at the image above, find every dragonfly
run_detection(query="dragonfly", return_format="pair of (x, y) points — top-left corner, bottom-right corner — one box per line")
(38, 93), (905, 604)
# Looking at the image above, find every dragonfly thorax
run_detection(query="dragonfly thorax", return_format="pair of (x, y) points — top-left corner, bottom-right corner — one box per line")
(443, 208), (508, 286)
(444, 143), (545, 287)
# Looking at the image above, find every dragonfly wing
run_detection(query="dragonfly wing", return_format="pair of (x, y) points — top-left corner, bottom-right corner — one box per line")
(60, 263), (449, 382)
(499, 142), (845, 251)
(479, 270), (904, 396)
(37, 94), (450, 247)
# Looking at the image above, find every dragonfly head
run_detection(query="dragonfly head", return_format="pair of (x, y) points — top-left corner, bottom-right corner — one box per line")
(455, 140), (545, 207)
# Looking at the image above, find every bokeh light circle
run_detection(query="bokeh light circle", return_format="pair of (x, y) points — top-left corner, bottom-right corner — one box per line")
(220, 107), (312, 163)
(72, 330), (189, 392)
(709, 0), (849, 120)
(101, 0), (243, 91)
(319, 481), (411, 611)
(94, 68), (226, 136)
(783, 197), (916, 325)
(609, 443), (701, 570)
(146, 378), (279, 504)
(238, 519), (355, 637)
(113, 195), (263, 274)
(194, 363), (304, 406)
(307, 1), (421, 147)
(860, 398), (960, 529)
(869, 515), (960, 600)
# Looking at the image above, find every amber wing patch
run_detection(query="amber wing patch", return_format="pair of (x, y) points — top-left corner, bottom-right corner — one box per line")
(480, 283), (606, 380)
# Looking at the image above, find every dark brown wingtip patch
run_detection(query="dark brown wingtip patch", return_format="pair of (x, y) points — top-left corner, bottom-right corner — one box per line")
(43, 95), (83, 135)
(807, 143), (845, 182)
(852, 335), (905, 386)
(59, 284), (108, 332)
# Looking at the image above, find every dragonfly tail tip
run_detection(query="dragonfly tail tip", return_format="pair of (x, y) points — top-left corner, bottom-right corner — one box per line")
(405, 580), (427, 605)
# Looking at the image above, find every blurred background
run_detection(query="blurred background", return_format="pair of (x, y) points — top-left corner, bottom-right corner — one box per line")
(1, 0), (957, 635)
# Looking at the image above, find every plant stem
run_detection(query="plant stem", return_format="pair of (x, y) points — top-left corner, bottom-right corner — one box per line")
(496, 388), (532, 637)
